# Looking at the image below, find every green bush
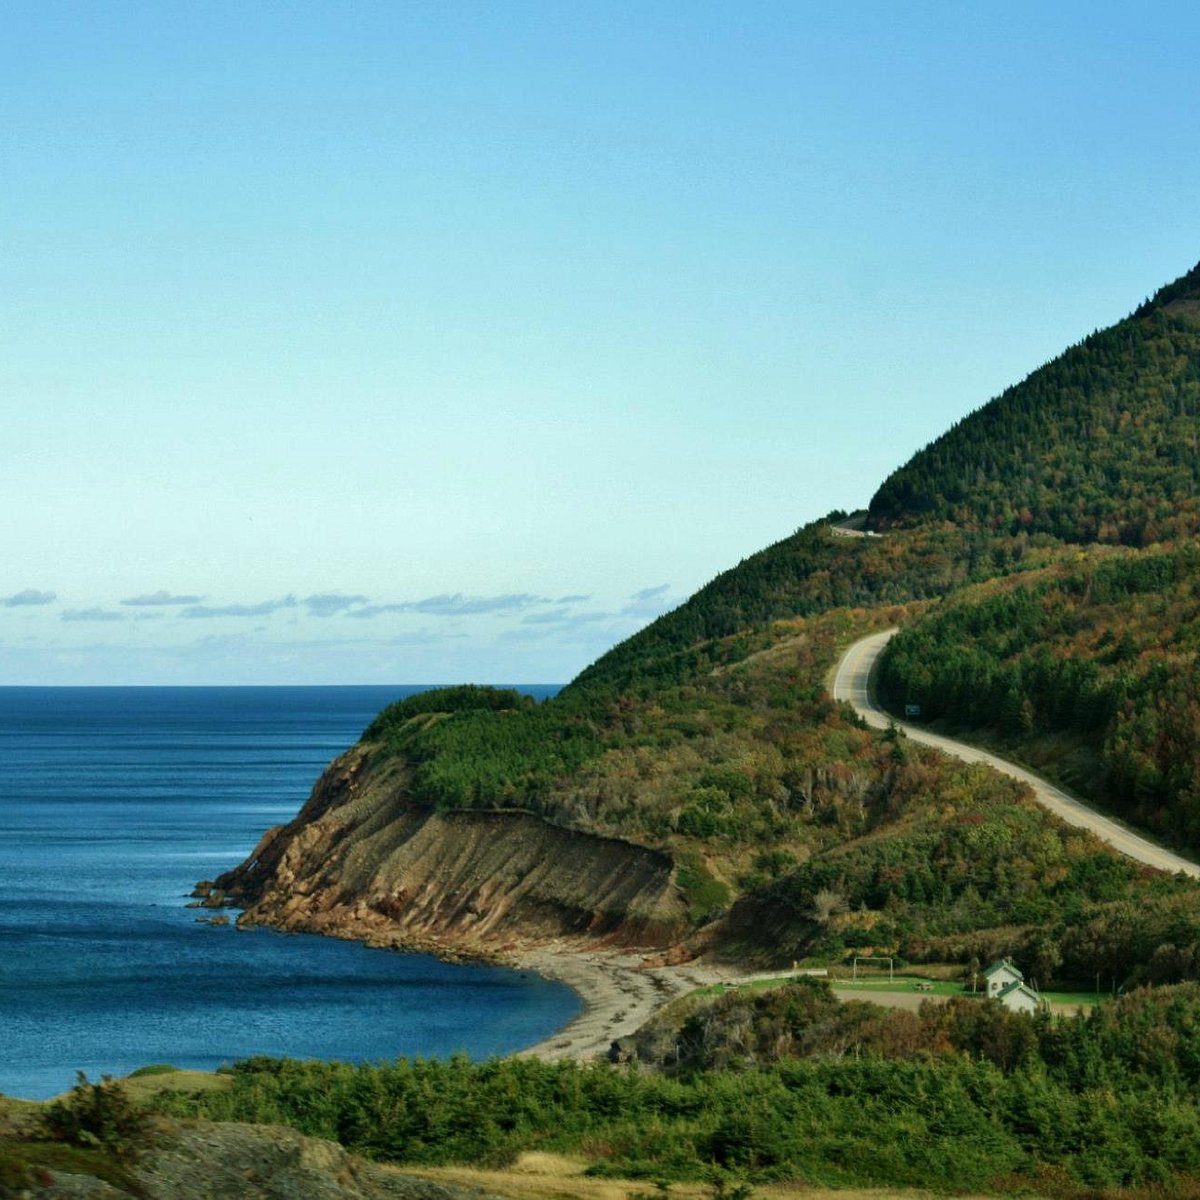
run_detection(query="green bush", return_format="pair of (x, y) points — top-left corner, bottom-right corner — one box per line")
(675, 852), (730, 923)
(42, 1073), (153, 1160)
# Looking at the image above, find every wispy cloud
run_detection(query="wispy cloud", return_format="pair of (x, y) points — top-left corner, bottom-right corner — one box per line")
(303, 593), (369, 617)
(630, 584), (670, 602)
(556, 593), (591, 605)
(347, 592), (548, 619)
(521, 608), (614, 626)
(181, 596), (297, 619)
(3, 589), (56, 607)
(346, 603), (408, 620)
(61, 607), (125, 622)
(522, 608), (573, 626)
(405, 592), (548, 616)
(500, 612), (636, 645)
(121, 590), (204, 607)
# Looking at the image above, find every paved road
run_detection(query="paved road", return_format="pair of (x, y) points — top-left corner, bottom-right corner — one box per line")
(827, 514), (879, 539)
(832, 629), (1200, 879)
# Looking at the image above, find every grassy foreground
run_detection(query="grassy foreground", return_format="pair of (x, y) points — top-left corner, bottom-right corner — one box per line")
(1, 1073), (1045, 1200)
(11, 977), (1200, 1197)
(408, 1151), (1021, 1200)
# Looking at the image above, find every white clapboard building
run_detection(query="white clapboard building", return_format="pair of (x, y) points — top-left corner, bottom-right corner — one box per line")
(982, 958), (1042, 1014)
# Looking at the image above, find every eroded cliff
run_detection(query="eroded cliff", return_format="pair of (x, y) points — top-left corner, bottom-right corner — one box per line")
(207, 742), (689, 958)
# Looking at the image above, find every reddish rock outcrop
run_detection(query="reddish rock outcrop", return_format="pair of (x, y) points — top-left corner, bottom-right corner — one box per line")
(207, 744), (689, 959)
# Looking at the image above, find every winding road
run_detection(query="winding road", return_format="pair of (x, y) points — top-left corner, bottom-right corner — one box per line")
(832, 629), (1200, 879)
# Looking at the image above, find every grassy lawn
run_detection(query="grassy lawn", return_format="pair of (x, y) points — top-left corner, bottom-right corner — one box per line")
(836, 976), (965, 996)
(118, 1066), (232, 1104)
(1041, 990), (1105, 1008)
(694, 973), (1104, 1008)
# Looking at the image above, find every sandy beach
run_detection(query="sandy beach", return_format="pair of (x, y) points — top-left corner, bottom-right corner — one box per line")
(512, 946), (835, 1061)
(512, 946), (732, 1060)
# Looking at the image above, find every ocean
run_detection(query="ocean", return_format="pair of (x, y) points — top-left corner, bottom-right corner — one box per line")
(0, 685), (579, 1100)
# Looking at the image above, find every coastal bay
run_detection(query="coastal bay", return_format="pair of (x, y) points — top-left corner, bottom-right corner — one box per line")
(0, 684), (576, 1100)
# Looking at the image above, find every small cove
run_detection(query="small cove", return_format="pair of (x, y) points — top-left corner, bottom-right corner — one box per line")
(0, 684), (579, 1100)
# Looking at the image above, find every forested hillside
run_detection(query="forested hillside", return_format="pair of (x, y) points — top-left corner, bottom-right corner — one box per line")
(869, 262), (1200, 544)
(569, 520), (1059, 694)
(878, 542), (1200, 856)
(221, 258), (1200, 991)
(268, 596), (1200, 987)
(179, 258), (1200, 1197)
(352, 261), (1200, 856)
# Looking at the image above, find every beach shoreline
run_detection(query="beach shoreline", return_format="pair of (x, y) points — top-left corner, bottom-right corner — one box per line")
(510, 946), (836, 1061)
(511, 945), (733, 1060)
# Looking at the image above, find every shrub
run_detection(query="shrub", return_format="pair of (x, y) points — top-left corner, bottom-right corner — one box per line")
(42, 1073), (153, 1160)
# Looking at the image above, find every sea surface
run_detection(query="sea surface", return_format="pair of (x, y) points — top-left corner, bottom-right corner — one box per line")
(0, 685), (578, 1100)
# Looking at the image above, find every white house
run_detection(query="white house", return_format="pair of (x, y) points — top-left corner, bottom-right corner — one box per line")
(982, 958), (1041, 1013)
(994, 978), (1041, 1014)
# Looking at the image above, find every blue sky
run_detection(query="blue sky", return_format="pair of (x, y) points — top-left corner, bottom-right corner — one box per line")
(2, 1), (1197, 684)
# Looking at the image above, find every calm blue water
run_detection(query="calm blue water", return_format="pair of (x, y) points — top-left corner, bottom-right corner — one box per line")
(0, 685), (578, 1100)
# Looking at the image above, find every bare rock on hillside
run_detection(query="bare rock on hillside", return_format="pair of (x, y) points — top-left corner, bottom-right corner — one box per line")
(209, 745), (688, 958)
(13, 1121), (496, 1200)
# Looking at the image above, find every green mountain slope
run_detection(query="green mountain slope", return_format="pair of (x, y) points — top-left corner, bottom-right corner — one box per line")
(863, 263), (1200, 868)
(216, 258), (1200, 991)
(869, 261), (1200, 545)
(569, 520), (1026, 695)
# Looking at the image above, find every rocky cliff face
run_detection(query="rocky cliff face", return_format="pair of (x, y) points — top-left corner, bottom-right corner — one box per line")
(206, 744), (689, 959)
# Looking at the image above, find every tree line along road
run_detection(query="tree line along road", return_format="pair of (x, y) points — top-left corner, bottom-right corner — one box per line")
(832, 629), (1200, 879)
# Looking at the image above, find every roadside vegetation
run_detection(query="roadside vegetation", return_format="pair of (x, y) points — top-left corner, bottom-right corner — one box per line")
(878, 540), (1200, 862)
